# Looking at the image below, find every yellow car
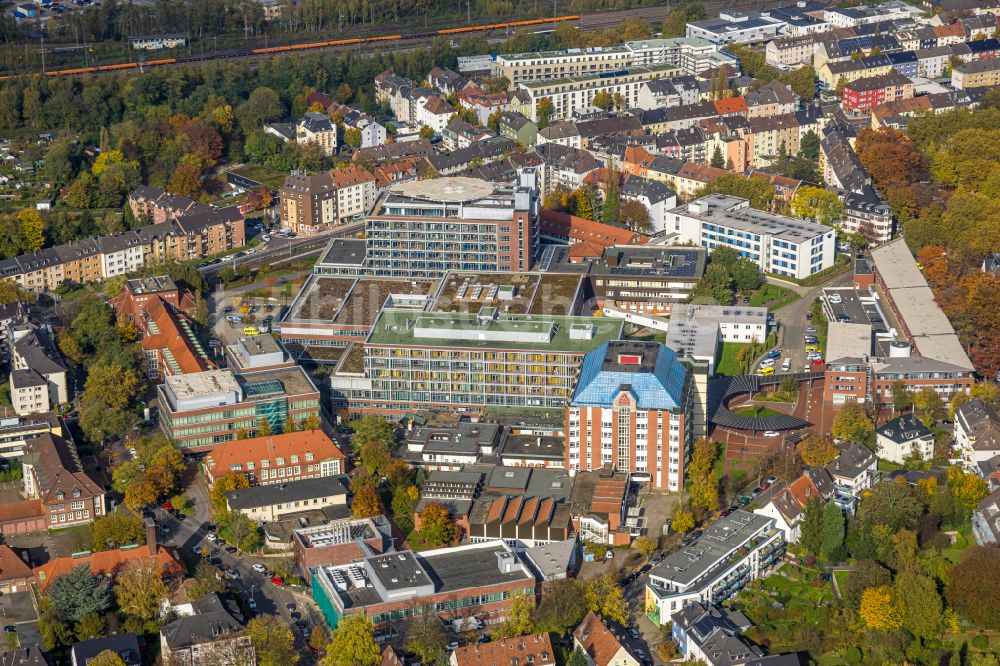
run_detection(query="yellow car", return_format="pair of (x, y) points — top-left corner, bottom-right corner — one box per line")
(805, 345), (821, 354)
(243, 326), (261, 336)
(758, 366), (775, 376)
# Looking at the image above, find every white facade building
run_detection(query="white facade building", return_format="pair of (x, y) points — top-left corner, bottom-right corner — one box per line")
(668, 194), (836, 280)
(646, 511), (784, 624)
(686, 12), (787, 45)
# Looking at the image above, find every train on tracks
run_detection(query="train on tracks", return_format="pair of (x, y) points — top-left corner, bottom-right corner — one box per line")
(0, 15), (579, 80)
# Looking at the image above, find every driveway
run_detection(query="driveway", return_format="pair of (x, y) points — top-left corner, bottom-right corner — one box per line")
(769, 272), (853, 373)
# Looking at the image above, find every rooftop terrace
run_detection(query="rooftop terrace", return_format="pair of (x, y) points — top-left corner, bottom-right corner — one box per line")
(366, 309), (622, 353)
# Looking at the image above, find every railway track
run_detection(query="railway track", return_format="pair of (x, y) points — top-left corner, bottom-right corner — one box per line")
(0, 0), (789, 80)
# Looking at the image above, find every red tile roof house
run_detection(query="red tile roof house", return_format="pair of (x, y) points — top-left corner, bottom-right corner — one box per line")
(204, 430), (347, 487)
(450, 633), (555, 666)
(573, 611), (639, 666)
(34, 520), (184, 592)
(0, 544), (34, 592)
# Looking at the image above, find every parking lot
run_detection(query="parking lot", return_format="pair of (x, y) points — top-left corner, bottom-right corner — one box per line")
(822, 288), (880, 327)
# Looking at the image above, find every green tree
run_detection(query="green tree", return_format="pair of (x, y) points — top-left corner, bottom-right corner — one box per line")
(47, 565), (112, 623)
(663, 0), (706, 37)
(532, 578), (588, 635)
(568, 648), (589, 666)
(417, 502), (454, 547)
(114, 559), (168, 630)
(842, 559), (892, 611)
(799, 496), (824, 559)
(248, 614), (298, 666)
(38, 599), (74, 650)
(74, 612), (107, 641)
(820, 501), (844, 560)
(536, 98), (554, 129)
(710, 145), (725, 169)
(91, 511), (145, 551)
(730, 259), (763, 293)
(601, 160), (620, 225)
(913, 386), (945, 427)
(591, 91), (614, 111)
(634, 536), (657, 559)
(585, 574), (627, 625)
(889, 379), (913, 412)
(210, 471), (251, 513)
(87, 651), (126, 666)
(697, 173), (776, 210)
(895, 572), (941, 639)
(831, 401), (874, 444)
(344, 127), (362, 149)
(16, 209), (46, 252)
(496, 591), (535, 638)
(323, 614), (380, 666)
(351, 485), (384, 518)
(418, 125), (435, 140)
(403, 607), (446, 664)
(946, 546), (1000, 630)
(792, 186), (844, 227)
(217, 511), (262, 553)
(857, 479), (923, 531)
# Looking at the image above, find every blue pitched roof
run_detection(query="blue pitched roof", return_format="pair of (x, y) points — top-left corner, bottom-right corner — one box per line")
(570, 341), (688, 410)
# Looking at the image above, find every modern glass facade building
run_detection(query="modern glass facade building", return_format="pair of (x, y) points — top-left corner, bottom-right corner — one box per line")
(157, 367), (321, 451)
(364, 175), (539, 278)
(337, 308), (623, 416)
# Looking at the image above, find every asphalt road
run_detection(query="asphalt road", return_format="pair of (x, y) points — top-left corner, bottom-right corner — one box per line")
(199, 221), (365, 276)
(162, 479), (320, 663)
(769, 272), (854, 373)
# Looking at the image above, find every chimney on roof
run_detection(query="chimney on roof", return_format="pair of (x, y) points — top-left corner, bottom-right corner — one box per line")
(145, 516), (157, 556)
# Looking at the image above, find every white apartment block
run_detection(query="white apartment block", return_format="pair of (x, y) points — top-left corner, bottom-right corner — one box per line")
(955, 399), (1000, 472)
(493, 38), (734, 86)
(766, 35), (817, 67)
(646, 511), (785, 624)
(518, 65), (681, 122)
(668, 194), (836, 280)
(686, 12), (787, 45)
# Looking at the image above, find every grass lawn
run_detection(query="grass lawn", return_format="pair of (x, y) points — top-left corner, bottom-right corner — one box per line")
(832, 569), (850, 597)
(717, 342), (754, 376)
(738, 564), (838, 656)
(750, 284), (800, 310)
(877, 459), (902, 472)
(713, 442), (728, 479)
(734, 406), (782, 418)
(228, 163), (288, 190)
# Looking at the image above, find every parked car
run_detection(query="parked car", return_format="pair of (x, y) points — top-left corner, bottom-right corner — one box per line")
(252, 563), (267, 574)
(767, 475), (779, 484)
(827, 293), (842, 304)
(225, 569), (240, 580)
(766, 349), (782, 359)
(805, 326), (816, 334)
(446, 642), (460, 652)
(271, 577), (284, 586)
(206, 533), (217, 542)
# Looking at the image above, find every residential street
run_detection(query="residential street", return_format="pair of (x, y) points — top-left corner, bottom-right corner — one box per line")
(162, 475), (321, 664)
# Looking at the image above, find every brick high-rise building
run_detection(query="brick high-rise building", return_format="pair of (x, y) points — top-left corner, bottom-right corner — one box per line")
(567, 341), (692, 491)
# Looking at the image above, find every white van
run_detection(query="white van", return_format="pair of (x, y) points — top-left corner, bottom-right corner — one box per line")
(782, 358), (791, 372)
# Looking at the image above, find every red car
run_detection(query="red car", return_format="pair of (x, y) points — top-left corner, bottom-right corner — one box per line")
(162, 502), (173, 511)
(271, 576), (284, 586)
